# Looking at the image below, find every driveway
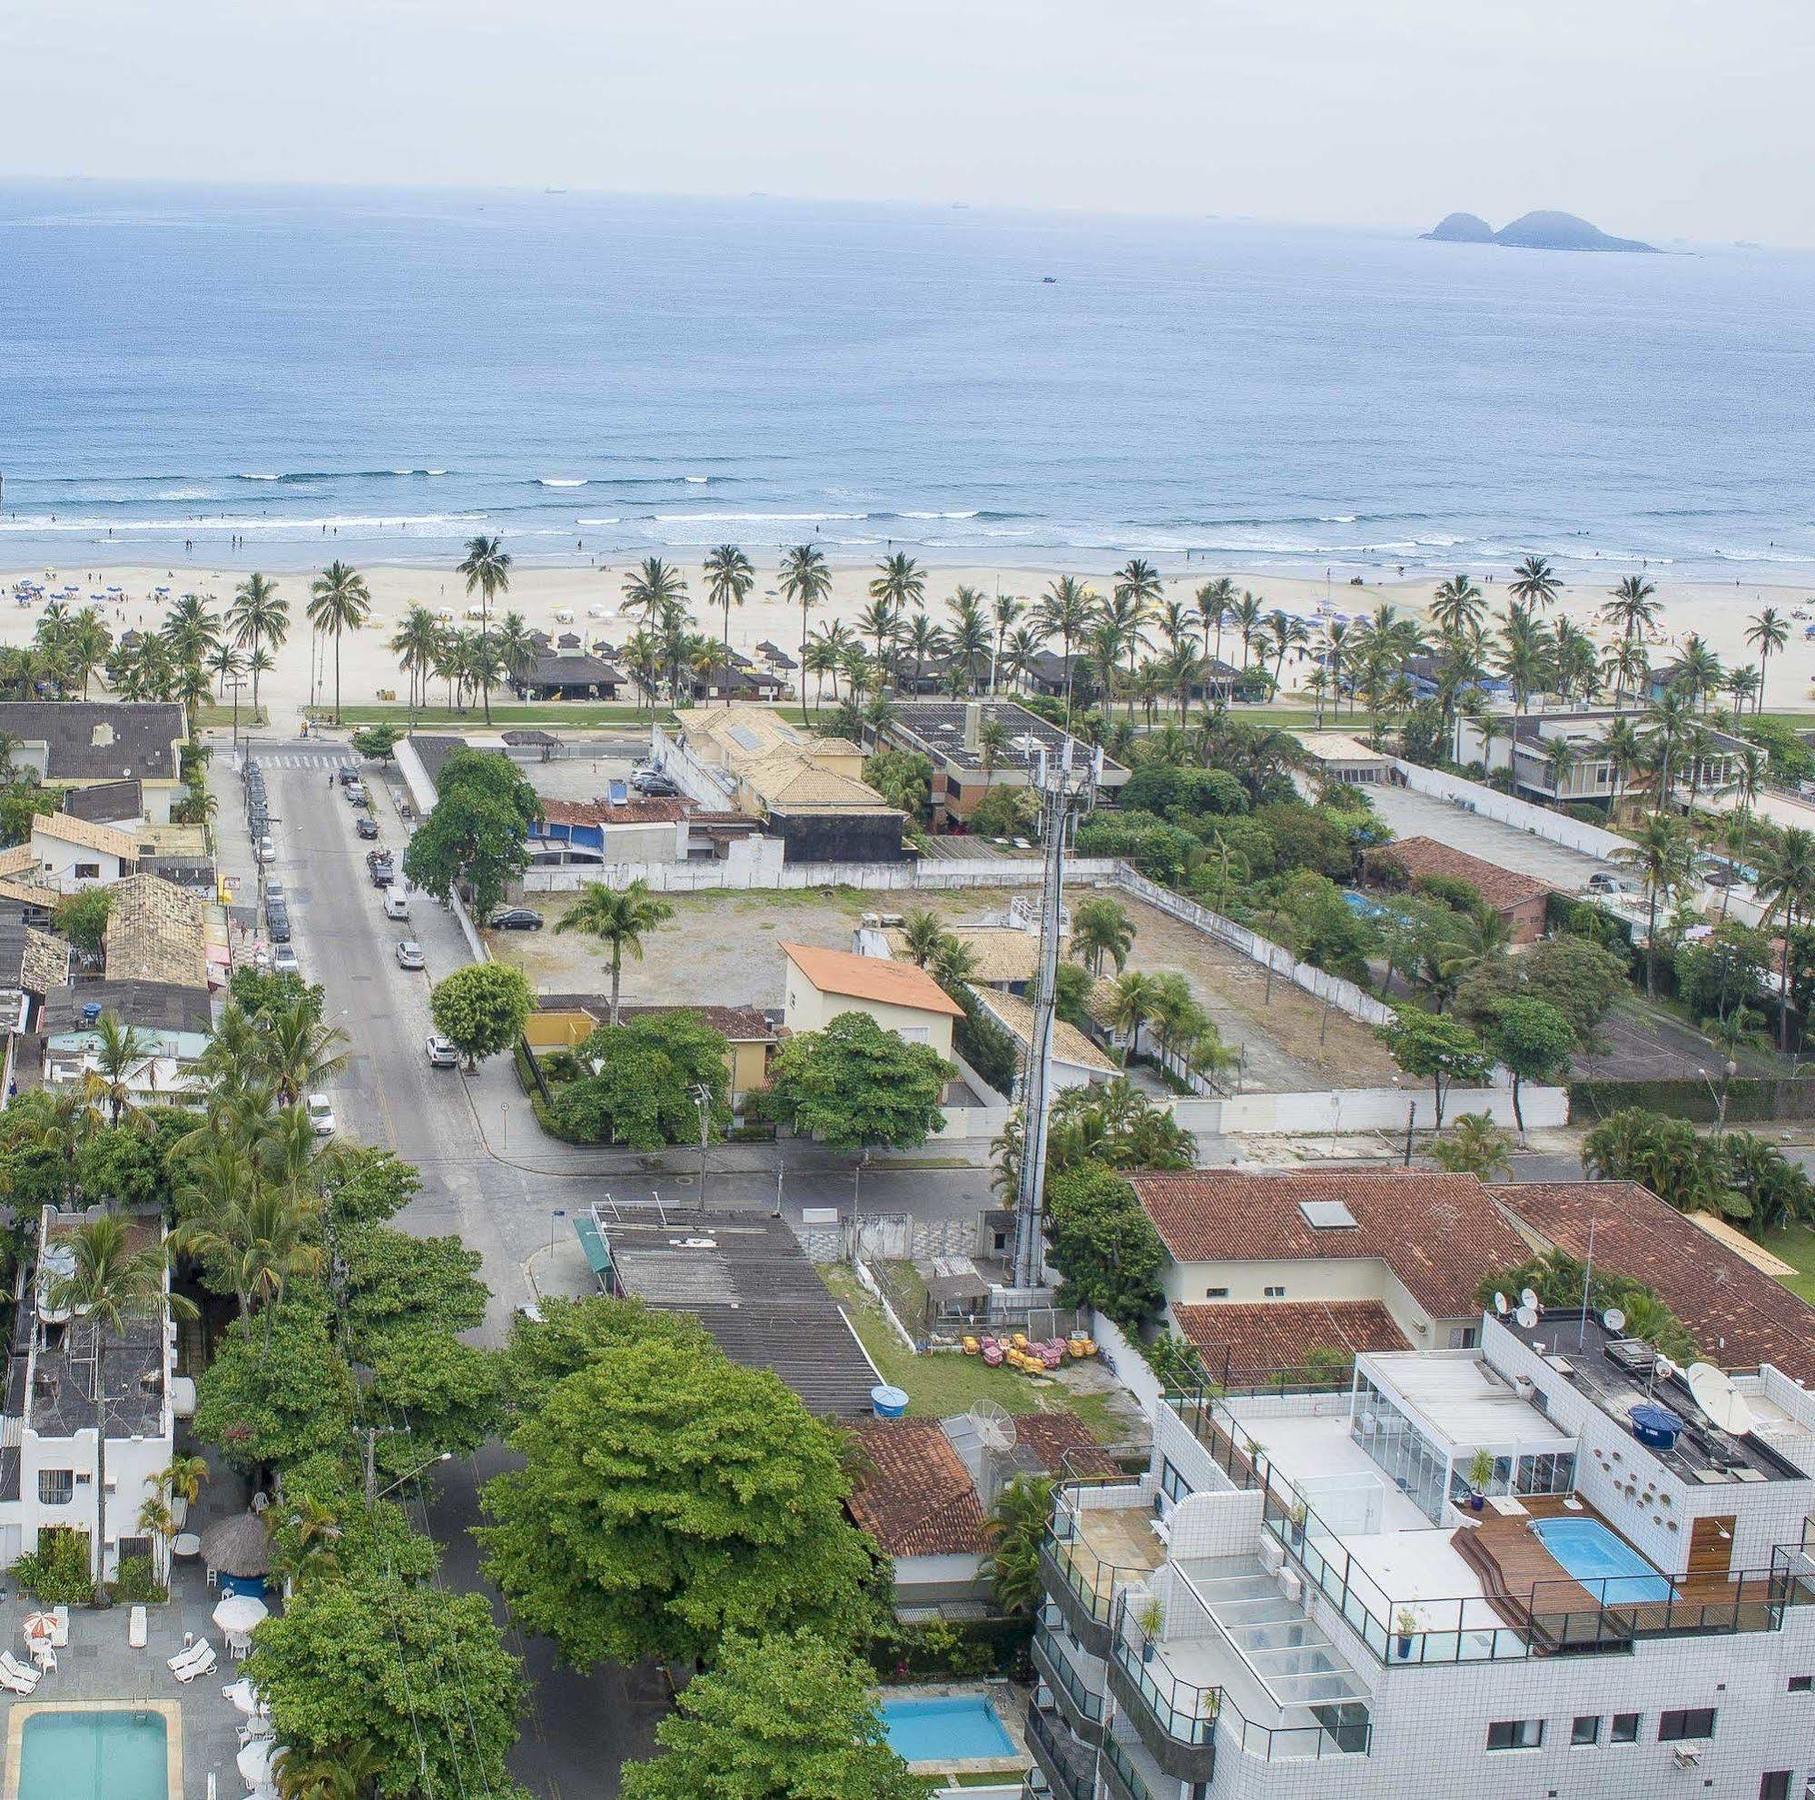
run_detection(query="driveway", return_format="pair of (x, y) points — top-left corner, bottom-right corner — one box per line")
(1367, 783), (1618, 893)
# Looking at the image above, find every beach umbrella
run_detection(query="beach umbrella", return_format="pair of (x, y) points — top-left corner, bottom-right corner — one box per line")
(21, 1612), (54, 1643)
(225, 1676), (264, 1717)
(198, 1510), (273, 1578)
(212, 1593), (269, 1636)
(237, 1740), (285, 1788)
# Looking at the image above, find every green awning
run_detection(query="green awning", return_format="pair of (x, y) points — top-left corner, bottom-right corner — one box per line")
(573, 1214), (612, 1282)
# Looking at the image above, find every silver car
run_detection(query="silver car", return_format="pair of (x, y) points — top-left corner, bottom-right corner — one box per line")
(395, 940), (426, 971)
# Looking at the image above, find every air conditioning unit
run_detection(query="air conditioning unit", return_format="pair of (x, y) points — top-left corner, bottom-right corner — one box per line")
(1259, 1538), (1285, 1576)
(1672, 1746), (1701, 1769)
(1280, 1570), (1303, 1604)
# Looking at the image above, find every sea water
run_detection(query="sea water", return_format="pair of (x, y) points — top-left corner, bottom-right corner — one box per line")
(2, 181), (1812, 581)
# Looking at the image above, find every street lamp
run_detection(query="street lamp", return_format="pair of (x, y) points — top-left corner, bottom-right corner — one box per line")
(1698, 1061), (1740, 1136)
(691, 1083), (711, 1212)
(371, 1450), (452, 1505)
(548, 1208), (567, 1257)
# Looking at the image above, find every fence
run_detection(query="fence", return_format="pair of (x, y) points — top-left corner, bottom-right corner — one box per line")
(520, 855), (1120, 895)
(1195, 1081), (1565, 1137)
(1107, 868), (1395, 1028)
(1387, 759), (1627, 861)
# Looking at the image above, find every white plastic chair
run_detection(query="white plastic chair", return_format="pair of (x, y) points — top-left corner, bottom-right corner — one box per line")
(175, 1645), (218, 1684)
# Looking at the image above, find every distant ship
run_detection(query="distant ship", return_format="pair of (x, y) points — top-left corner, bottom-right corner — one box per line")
(1042, 276), (1058, 284)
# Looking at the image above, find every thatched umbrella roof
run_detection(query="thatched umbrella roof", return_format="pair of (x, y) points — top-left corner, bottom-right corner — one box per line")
(199, 1510), (273, 1578)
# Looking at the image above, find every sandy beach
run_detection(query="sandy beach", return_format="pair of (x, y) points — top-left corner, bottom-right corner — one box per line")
(6, 557), (1814, 726)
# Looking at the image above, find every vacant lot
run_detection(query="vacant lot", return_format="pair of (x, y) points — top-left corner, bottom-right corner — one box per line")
(1571, 993), (1779, 1084)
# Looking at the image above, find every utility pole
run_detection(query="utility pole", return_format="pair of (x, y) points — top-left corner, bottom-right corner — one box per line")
(1010, 734), (1103, 1291)
(691, 1083), (711, 1212)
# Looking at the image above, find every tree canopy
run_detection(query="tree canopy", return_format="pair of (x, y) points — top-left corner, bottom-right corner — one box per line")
(548, 1010), (731, 1148)
(1042, 1161), (1168, 1332)
(1376, 1006), (1494, 1128)
(429, 962), (534, 1067)
(765, 1011), (953, 1152)
(403, 749), (537, 915)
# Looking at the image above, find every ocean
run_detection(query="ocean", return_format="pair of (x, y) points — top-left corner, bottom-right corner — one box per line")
(2, 180), (1812, 582)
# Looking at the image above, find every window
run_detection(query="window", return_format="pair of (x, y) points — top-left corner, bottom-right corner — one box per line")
(1570, 1716), (1601, 1747)
(36, 1469), (73, 1506)
(1486, 1719), (1544, 1752)
(1204, 1286), (1230, 1300)
(1448, 1325), (1479, 1349)
(1760, 1774), (1791, 1800)
(1263, 1284), (1286, 1299)
(74, 862), (99, 880)
(1610, 1713), (1641, 1743)
(1789, 1676), (1812, 1694)
(1658, 1709), (1716, 1743)
(1159, 1458), (1193, 1504)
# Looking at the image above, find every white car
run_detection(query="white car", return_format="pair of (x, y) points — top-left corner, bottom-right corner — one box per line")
(396, 940), (426, 971)
(272, 946), (300, 976)
(306, 1093), (335, 1135)
(424, 1034), (458, 1068)
(383, 886), (410, 921)
(255, 836), (275, 865)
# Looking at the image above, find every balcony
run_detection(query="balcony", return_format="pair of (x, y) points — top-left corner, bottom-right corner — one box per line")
(1039, 1480), (1163, 1655)
(1024, 1703), (1095, 1800)
(1099, 1726), (1165, 1800)
(1106, 1615), (1218, 1782)
(1032, 1615), (1105, 1744)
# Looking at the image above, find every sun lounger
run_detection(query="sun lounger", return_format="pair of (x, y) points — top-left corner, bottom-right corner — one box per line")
(0, 1653), (39, 1693)
(167, 1640), (210, 1674)
(175, 1645), (217, 1683)
(0, 1667), (32, 1697)
(128, 1605), (147, 1649)
(49, 1606), (68, 1648)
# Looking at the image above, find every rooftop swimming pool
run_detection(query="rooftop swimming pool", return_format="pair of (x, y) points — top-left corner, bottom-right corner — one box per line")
(1532, 1517), (1674, 1604)
(17, 1709), (169, 1800)
(880, 1694), (1015, 1763)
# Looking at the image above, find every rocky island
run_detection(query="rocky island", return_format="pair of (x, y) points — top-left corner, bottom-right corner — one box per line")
(1423, 209), (1658, 253)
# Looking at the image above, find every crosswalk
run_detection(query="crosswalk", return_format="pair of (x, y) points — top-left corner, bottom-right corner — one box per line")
(242, 750), (353, 769)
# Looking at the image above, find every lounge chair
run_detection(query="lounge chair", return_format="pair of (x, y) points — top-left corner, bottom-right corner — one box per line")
(175, 1645), (217, 1683)
(49, 1606), (68, 1648)
(167, 1640), (210, 1674)
(0, 1666), (32, 1697)
(128, 1605), (147, 1650)
(0, 1653), (39, 1693)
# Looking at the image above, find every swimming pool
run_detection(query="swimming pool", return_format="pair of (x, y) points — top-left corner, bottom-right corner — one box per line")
(17, 1710), (169, 1800)
(1532, 1518), (1674, 1604)
(879, 1694), (1015, 1762)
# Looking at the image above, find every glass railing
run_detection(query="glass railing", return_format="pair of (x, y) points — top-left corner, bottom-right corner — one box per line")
(1024, 1704), (1094, 1800)
(1033, 1621), (1104, 1726)
(1110, 1618), (1217, 1749)
(1100, 1732), (1159, 1800)
(1041, 1479), (1153, 1627)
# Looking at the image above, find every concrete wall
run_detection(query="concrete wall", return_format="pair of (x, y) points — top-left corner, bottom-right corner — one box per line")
(1387, 758), (1629, 860)
(518, 855), (1120, 894)
(1169, 1081), (1566, 1138)
(1090, 1311), (1165, 1420)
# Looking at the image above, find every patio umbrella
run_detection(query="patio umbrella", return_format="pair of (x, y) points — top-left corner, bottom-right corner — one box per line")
(237, 1740), (285, 1788)
(198, 1510), (274, 1579)
(21, 1612), (53, 1643)
(225, 1676), (264, 1717)
(212, 1593), (269, 1636)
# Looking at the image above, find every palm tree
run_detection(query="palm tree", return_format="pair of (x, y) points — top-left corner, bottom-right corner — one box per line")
(1507, 555), (1561, 615)
(900, 614), (943, 695)
(944, 588), (990, 692)
(1195, 575), (1236, 673)
(984, 1474), (1055, 1616)
(1230, 591), (1264, 672)
(1033, 576), (1094, 725)
(275, 1739), (386, 1800)
(870, 552), (925, 616)
(1614, 814), (1696, 996)
(65, 609), (112, 700)
(1600, 574), (1660, 660)
(778, 544), (832, 695)
(899, 909), (947, 968)
(162, 593), (222, 669)
(1755, 827), (1815, 1050)
(492, 610), (538, 695)
(1540, 734), (1578, 806)
(1429, 573), (1485, 638)
(389, 605), (441, 725)
(272, 1494), (344, 1590)
(702, 545), (755, 698)
(228, 573), (289, 721)
(456, 534), (512, 724)
(1745, 606), (1788, 714)
(553, 879), (675, 1025)
(306, 561), (371, 725)
(990, 593), (1024, 692)
(1106, 969), (1161, 1062)
(88, 1013), (158, 1124)
(1595, 716), (1645, 820)
(1070, 897), (1136, 976)
(259, 1006), (351, 1107)
(1429, 1112), (1512, 1177)
(45, 1212), (195, 1606)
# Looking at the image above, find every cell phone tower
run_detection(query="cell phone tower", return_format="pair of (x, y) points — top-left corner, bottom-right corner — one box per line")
(1009, 732), (1103, 1291)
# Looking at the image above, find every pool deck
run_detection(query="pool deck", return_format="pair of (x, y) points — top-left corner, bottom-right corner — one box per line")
(880, 1680), (1031, 1781)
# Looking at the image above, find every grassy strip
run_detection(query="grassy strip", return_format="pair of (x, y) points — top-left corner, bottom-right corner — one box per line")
(1761, 1221), (1815, 1305)
(193, 703), (267, 729)
(308, 703), (672, 728)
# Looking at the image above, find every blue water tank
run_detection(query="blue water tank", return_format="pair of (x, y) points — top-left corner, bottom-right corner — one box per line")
(80, 1002), (101, 1027)
(870, 1384), (910, 1419)
(1629, 1403), (1684, 1450)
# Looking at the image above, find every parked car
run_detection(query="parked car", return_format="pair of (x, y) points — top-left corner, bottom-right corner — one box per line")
(424, 1034), (459, 1068)
(368, 855), (394, 889)
(344, 782), (367, 805)
(306, 1093), (336, 1135)
(273, 945), (300, 976)
(630, 769), (678, 796)
(383, 886), (410, 920)
(267, 911), (291, 944)
(255, 836), (275, 865)
(395, 940), (426, 971)
(336, 766), (361, 786)
(355, 816), (381, 841)
(488, 907), (544, 931)
(264, 880), (284, 904)
(1586, 872), (1638, 895)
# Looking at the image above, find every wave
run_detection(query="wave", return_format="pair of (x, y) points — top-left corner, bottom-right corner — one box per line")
(235, 468), (450, 484)
(0, 511), (485, 535)
(648, 510), (866, 524)
(683, 475), (709, 484)
(537, 477), (587, 488)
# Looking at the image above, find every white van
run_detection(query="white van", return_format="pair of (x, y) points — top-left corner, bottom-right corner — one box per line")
(383, 886), (410, 920)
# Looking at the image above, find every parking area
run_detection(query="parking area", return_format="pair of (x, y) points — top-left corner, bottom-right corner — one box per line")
(1367, 783), (1617, 893)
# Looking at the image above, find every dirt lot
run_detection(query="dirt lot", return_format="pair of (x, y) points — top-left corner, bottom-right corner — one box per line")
(1571, 992), (1778, 1084)
(490, 880), (1399, 1091)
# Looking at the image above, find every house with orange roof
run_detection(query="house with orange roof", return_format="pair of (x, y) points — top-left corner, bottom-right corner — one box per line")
(779, 940), (963, 1060)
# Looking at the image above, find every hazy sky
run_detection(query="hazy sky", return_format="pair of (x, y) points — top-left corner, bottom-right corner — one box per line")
(5, 0), (1812, 243)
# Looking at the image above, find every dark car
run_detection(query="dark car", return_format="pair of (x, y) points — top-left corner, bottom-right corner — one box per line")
(368, 856), (394, 888)
(355, 816), (381, 840)
(630, 770), (679, 797)
(488, 907), (544, 931)
(268, 912), (292, 944)
(336, 766), (360, 786)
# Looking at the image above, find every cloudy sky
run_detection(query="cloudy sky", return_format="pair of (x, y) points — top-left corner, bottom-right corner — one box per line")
(5, 0), (1811, 243)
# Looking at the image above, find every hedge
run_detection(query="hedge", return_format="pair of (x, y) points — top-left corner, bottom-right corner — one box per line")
(1568, 1076), (1815, 1125)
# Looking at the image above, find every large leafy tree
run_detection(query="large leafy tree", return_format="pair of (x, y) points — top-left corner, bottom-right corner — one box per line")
(193, 1300), (356, 1473)
(1485, 996), (1574, 1136)
(366, 1328), (502, 1475)
(429, 962), (534, 1069)
(1376, 1006), (1493, 1130)
(617, 1630), (930, 1800)
(339, 1225), (489, 1346)
(548, 1011), (730, 1148)
(765, 1011), (954, 1152)
(552, 878), (675, 1025)
(478, 1339), (878, 1670)
(1043, 1161), (1167, 1330)
(249, 1574), (525, 1800)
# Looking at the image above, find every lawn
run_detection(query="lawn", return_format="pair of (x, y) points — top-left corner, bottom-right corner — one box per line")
(308, 702), (672, 728)
(193, 702), (267, 730)
(1760, 1221), (1815, 1305)
(820, 1265), (1125, 1440)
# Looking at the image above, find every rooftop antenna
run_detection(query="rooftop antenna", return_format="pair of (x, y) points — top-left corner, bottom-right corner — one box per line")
(1009, 725), (1101, 1291)
(1687, 1362), (1754, 1436)
(1492, 1291), (1508, 1316)
(1576, 1213), (1601, 1350)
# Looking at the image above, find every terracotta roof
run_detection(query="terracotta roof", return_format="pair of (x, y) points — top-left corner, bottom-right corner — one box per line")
(538, 796), (692, 827)
(1130, 1170), (1530, 1320)
(34, 812), (142, 862)
(1368, 837), (1551, 911)
(534, 997), (777, 1042)
(1174, 1300), (1409, 1381)
(780, 942), (964, 1018)
(102, 874), (208, 989)
(1489, 1181), (1815, 1383)
(882, 924), (1040, 986)
(744, 752), (892, 812)
(21, 928), (70, 996)
(0, 845), (36, 878)
(845, 1418), (990, 1556)
(1002, 1413), (1119, 1480)
(976, 988), (1116, 1075)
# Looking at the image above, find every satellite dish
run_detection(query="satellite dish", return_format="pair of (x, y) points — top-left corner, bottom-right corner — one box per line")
(1519, 1288), (1540, 1312)
(1515, 1305), (1538, 1329)
(1492, 1291), (1509, 1316)
(969, 1398), (1018, 1454)
(1653, 1355), (1679, 1383)
(1687, 1363), (1754, 1437)
(1603, 1307), (1627, 1335)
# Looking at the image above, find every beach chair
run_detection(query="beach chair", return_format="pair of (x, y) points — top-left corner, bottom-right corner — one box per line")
(49, 1606), (68, 1648)
(167, 1639), (210, 1675)
(0, 1665), (33, 1697)
(175, 1645), (218, 1683)
(129, 1605), (147, 1649)
(0, 1653), (40, 1693)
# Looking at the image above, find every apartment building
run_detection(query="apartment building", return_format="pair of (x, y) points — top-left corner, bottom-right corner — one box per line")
(1025, 1309), (1815, 1800)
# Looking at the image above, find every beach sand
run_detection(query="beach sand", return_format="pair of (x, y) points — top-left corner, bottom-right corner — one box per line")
(6, 557), (1814, 726)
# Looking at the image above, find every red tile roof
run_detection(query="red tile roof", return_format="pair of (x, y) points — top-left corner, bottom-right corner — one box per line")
(1369, 836), (1552, 911)
(540, 796), (691, 826)
(1489, 1181), (1815, 1382)
(1130, 1170), (1530, 1320)
(1173, 1300), (1409, 1381)
(1002, 1413), (1120, 1481)
(536, 997), (776, 1042)
(780, 942), (965, 1018)
(845, 1419), (990, 1556)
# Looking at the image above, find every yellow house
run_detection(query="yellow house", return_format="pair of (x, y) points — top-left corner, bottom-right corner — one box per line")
(525, 998), (779, 1109)
(778, 941), (963, 1061)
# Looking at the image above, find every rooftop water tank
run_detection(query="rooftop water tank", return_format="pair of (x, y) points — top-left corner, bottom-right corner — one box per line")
(1629, 1403), (1684, 1450)
(870, 1384), (909, 1419)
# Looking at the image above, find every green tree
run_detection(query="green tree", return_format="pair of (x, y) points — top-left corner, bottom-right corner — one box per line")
(1486, 996), (1574, 1136)
(402, 749), (538, 917)
(429, 963), (534, 1069)
(44, 1212), (196, 1604)
(250, 1574), (524, 1800)
(193, 1300), (355, 1474)
(765, 1011), (954, 1152)
(349, 724), (401, 764)
(548, 1012), (730, 1148)
(552, 878), (675, 1026)
(340, 1225), (489, 1346)
(305, 560), (371, 724)
(366, 1327), (502, 1474)
(1614, 813), (1696, 997)
(478, 1340), (877, 1670)
(456, 533), (514, 724)
(228, 571), (289, 722)
(985, 1474), (1055, 1617)
(1427, 1112), (1512, 1177)
(1043, 1161), (1167, 1331)
(1069, 896), (1136, 976)
(1376, 1007), (1493, 1130)
(322, 1148), (418, 1230)
(779, 543), (833, 699)
(618, 1630), (930, 1800)
(55, 886), (111, 953)
(702, 544), (756, 694)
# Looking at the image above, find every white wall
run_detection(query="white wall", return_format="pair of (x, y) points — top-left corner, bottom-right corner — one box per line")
(1090, 1310), (1164, 1420)
(1171, 1082), (1567, 1137)
(1387, 758), (1629, 861)
(519, 855), (1120, 895)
